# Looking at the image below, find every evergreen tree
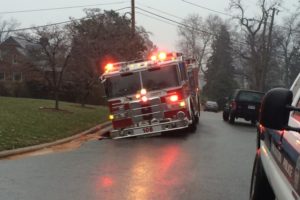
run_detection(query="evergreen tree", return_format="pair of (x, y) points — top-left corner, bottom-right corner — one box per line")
(203, 25), (238, 108)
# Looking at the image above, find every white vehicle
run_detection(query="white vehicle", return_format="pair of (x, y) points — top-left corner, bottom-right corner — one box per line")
(250, 73), (300, 200)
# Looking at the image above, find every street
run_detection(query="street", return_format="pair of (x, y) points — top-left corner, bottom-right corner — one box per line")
(0, 111), (256, 200)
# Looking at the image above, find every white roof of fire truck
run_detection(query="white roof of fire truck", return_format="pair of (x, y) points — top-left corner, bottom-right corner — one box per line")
(101, 52), (184, 78)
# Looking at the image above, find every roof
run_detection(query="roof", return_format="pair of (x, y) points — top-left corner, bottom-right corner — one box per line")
(1, 36), (41, 55)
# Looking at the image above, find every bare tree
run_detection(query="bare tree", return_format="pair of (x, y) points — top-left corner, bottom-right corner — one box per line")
(26, 25), (72, 110)
(177, 14), (215, 73)
(277, 12), (300, 87)
(0, 18), (19, 43)
(230, 0), (280, 91)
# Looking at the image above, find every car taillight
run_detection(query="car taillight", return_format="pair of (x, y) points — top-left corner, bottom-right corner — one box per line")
(231, 101), (237, 110)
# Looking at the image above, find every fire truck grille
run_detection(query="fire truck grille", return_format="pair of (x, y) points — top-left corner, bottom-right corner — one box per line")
(129, 97), (164, 123)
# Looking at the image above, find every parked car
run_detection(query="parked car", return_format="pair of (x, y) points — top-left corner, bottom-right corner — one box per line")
(249, 74), (300, 200)
(223, 89), (264, 124)
(204, 101), (219, 112)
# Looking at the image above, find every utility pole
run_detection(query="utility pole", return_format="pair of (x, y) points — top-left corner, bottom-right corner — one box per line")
(131, 0), (135, 37)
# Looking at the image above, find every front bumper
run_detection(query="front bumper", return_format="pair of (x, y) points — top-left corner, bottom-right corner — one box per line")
(110, 118), (189, 139)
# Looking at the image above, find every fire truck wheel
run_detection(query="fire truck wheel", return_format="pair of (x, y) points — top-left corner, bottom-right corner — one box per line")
(195, 112), (199, 124)
(250, 153), (275, 200)
(188, 121), (197, 133)
(188, 104), (197, 132)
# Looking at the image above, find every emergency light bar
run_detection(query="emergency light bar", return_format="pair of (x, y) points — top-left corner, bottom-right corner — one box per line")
(104, 61), (128, 73)
(150, 52), (183, 62)
(103, 52), (183, 74)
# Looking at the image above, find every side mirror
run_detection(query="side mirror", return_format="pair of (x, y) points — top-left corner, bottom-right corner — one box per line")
(259, 88), (293, 130)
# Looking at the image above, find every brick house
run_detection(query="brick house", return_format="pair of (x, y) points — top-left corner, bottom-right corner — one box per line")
(0, 36), (47, 97)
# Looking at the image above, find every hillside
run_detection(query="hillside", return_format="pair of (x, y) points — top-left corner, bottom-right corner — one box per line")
(0, 97), (108, 151)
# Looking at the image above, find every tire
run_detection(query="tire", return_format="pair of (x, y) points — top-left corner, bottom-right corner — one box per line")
(195, 112), (199, 124)
(188, 103), (197, 132)
(251, 119), (257, 126)
(223, 112), (229, 121)
(250, 153), (275, 200)
(229, 113), (235, 124)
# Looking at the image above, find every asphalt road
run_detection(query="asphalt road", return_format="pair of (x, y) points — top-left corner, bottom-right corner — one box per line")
(0, 112), (257, 200)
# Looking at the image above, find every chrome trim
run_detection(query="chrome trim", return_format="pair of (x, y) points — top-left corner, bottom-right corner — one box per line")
(111, 119), (187, 132)
(133, 111), (162, 118)
(130, 104), (161, 111)
(113, 125), (188, 139)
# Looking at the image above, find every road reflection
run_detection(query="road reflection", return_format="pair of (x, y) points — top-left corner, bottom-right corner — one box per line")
(96, 143), (189, 200)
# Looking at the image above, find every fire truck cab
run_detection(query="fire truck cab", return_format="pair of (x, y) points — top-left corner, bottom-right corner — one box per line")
(101, 52), (200, 139)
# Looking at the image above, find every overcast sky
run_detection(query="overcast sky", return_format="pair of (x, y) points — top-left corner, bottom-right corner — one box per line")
(0, 0), (298, 50)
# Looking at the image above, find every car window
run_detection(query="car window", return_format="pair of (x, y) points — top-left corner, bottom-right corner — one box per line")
(237, 91), (264, 102)
(142, 64), (180, 91)
(179, 62), (187, 81)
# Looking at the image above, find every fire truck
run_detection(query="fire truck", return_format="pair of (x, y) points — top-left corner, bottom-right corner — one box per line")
(100, 52), (201, 139)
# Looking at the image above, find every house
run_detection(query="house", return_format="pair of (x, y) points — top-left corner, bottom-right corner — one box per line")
(0, 36), (45, 97)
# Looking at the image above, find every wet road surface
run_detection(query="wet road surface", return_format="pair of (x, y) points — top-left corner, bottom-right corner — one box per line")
(0, 112), (257, 200)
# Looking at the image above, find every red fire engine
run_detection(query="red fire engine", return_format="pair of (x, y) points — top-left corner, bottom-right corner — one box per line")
(100, 52), (200, 139)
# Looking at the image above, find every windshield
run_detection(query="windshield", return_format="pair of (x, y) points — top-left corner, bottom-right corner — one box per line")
(104, 72), (141, 98)
(141, 65), (180, 91)
(237, 91), (264, 102)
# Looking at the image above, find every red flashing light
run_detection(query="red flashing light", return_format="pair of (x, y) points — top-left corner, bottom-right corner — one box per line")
(151, 55), (157, 61)
(105, 63), (114, 71)
(158, 52), (167, 61)
(150, 51), (180, 62)
(170, 95), (178, 102)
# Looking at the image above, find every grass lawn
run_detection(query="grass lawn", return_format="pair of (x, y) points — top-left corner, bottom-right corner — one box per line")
(0, 97), (108, 151)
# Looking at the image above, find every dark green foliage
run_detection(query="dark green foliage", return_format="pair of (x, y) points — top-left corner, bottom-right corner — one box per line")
(203, 25), (238, 108)
(68, 9), (154, 106)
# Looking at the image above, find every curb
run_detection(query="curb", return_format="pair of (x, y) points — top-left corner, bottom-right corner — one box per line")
(0, 121), (112, 159)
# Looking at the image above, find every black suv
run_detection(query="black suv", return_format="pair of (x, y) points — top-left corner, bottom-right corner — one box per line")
(223, 89), (264, 124)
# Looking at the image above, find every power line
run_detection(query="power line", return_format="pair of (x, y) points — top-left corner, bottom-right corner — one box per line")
(181, 0), (233, 18)
(181, 0), (300, 35)
(136, 7), (217, 37)
(1, 7), (131, 33)
(135, 5), (288, 56)
(136, 2), (185, 20)
(136, 5), (286, 59)
(136, 11), (179, 27)
(136, 6), (249, 47)
(136, 6), (287, 55)
(0, 1), (128, 15)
